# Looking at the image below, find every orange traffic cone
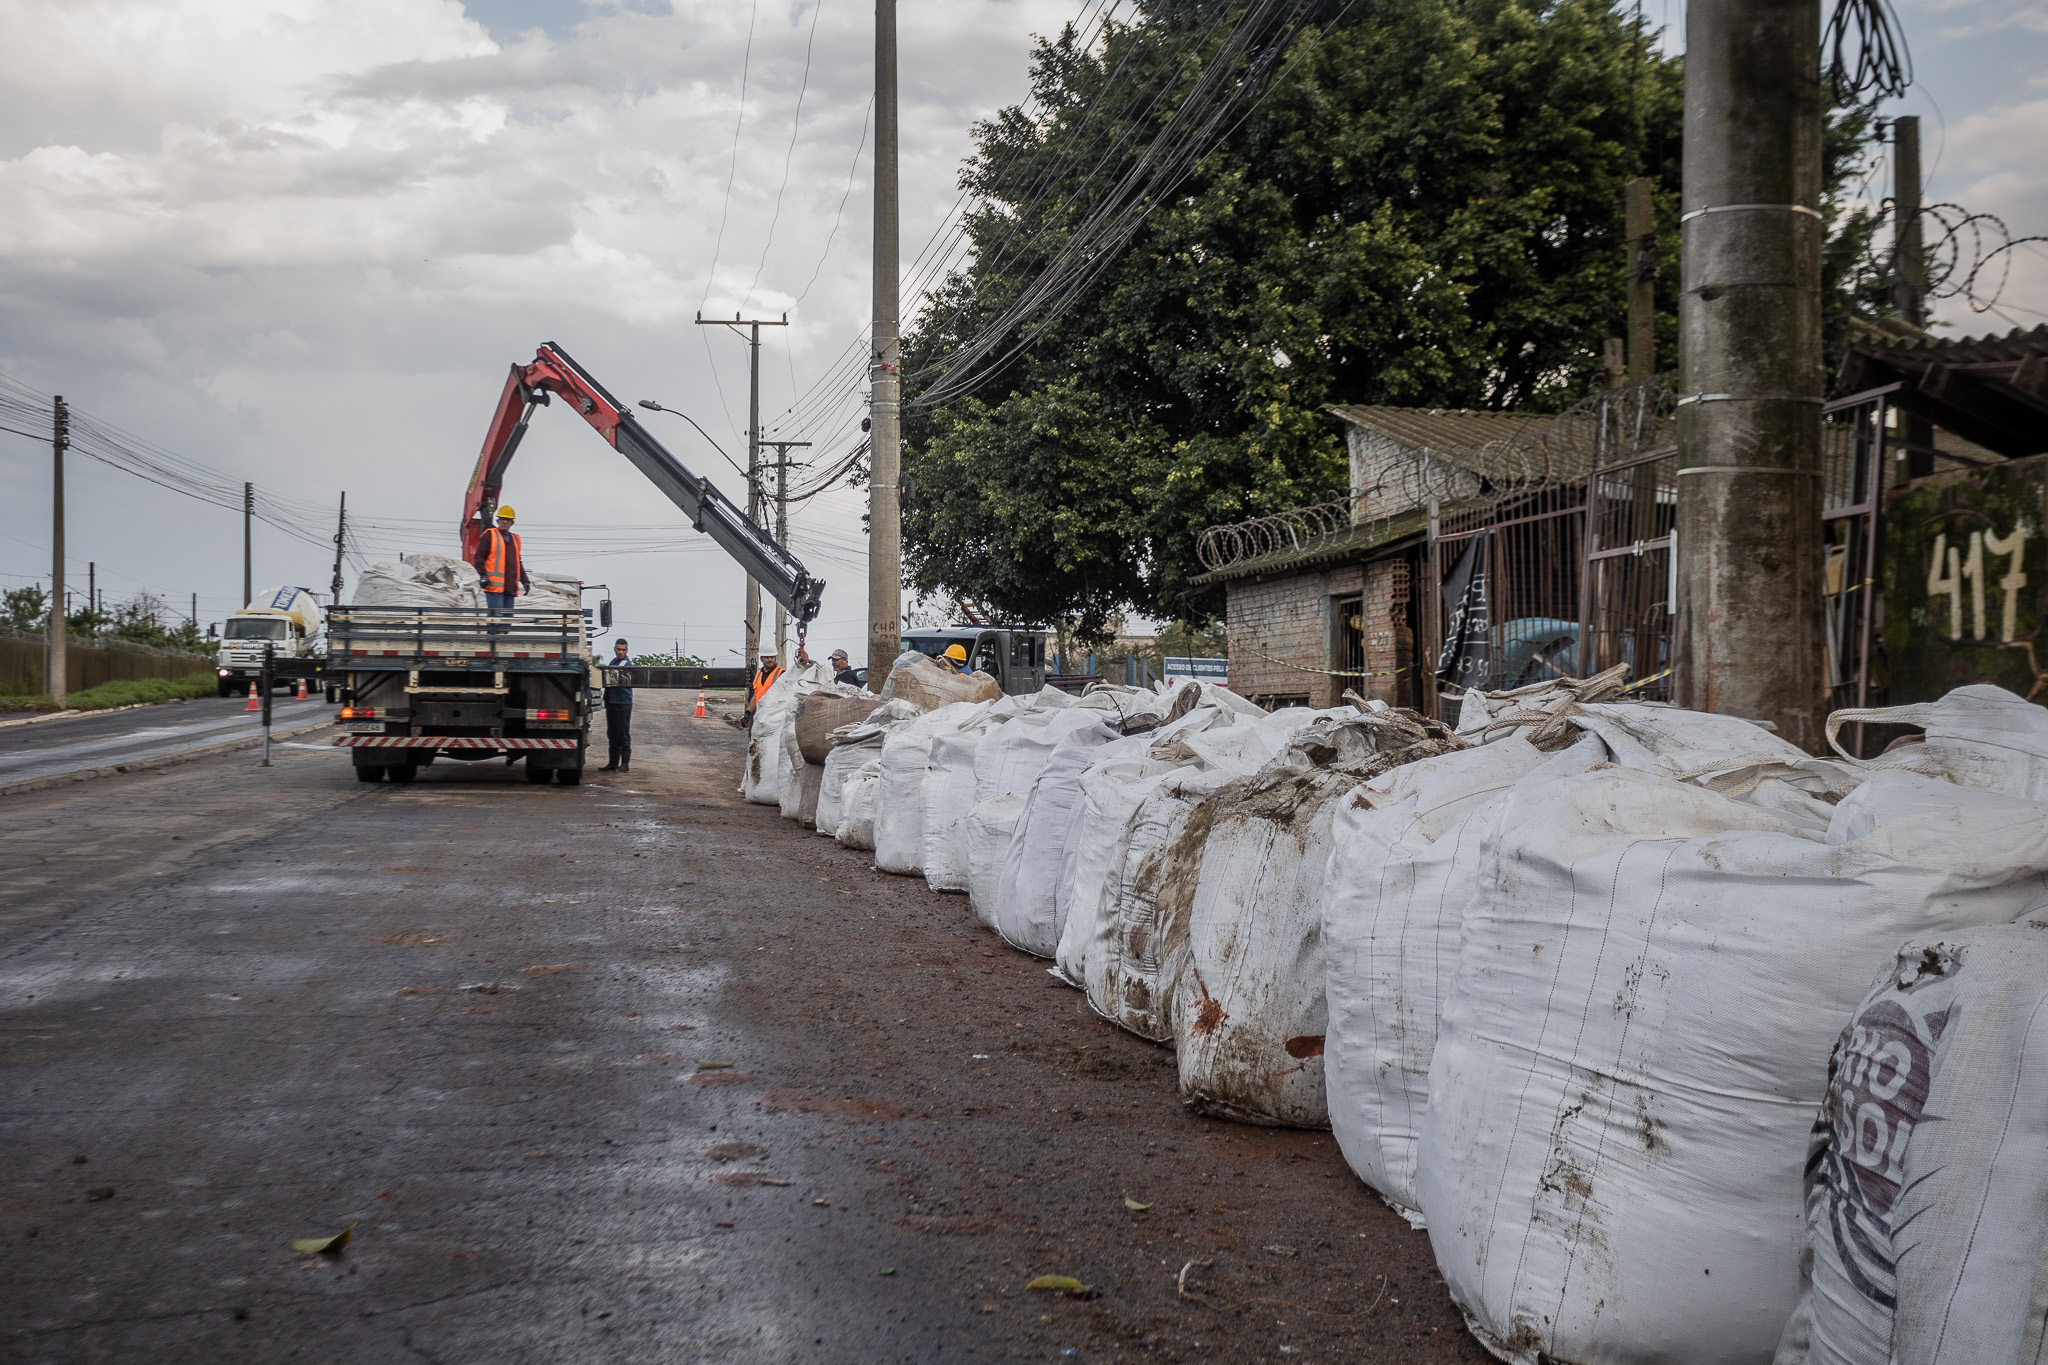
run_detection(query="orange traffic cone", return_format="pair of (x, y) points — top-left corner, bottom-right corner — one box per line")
(295, 677), (308, 701)
(692, 690), (708, 719)
(244, 681), (260, 712)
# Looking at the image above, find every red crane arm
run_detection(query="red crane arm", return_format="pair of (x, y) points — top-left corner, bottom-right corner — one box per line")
(459, 348), (625, 560)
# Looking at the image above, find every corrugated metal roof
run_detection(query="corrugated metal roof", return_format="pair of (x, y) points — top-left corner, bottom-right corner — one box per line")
(1323, 404), (1554, 459)
(1188, 509), (1426, 586)
(1845, 319), (2048, 368)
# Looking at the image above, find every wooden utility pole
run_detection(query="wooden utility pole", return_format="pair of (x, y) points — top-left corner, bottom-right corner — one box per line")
(867, 0), (903, 687)
(242, 481), (253, 608)
(49, 396), (68, 706)
(330, 493), (348, 606)
(697, 313), (788, 668)
(1675, 0), (1825, 749)
(1626, 177), (1657, 382)
(760, 440), (812, 658)
(1892, 115), (1935, 478)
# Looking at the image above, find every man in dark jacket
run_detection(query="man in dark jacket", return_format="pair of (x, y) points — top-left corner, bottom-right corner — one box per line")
(600, 638), (632, 772)
(829, 649), (861, 686)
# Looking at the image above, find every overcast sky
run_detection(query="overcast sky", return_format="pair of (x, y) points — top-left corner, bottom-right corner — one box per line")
(0, 0), (2042, 662)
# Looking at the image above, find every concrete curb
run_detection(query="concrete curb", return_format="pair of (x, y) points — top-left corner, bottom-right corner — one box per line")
(0, 719), (335, 800)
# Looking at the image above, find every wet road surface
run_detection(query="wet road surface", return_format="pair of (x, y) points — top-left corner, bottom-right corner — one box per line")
(0, 691), (1482, 1364)
(0, 695), (335, 789)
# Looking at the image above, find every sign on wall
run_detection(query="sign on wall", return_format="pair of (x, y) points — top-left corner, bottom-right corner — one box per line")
(1883, 452), (2047, 704)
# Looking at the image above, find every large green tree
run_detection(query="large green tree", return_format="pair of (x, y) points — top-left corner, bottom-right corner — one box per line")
(901, 0), (1686, 634)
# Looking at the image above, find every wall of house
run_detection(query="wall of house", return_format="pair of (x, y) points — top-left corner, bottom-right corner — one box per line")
(1225, 558), (1414, 709)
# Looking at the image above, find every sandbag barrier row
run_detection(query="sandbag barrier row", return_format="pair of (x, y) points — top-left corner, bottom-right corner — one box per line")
(743, 656), (2048, 1365)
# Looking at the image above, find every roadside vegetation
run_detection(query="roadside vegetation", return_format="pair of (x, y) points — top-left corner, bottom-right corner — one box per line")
(0, 672), (219, 715)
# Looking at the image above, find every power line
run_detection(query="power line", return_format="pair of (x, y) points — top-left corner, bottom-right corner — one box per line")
(742, 0), (828, 313)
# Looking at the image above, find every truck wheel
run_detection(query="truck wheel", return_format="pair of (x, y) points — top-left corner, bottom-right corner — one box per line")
(556, 766), (583, 787)
(217, 678), (235, 698)
(356, 765), (384, 783)
(524, 764), (552, 784)
(388, 764), (417, 784)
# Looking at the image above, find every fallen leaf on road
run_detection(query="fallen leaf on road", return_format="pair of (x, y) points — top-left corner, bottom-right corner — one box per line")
(813, 1199), (831, 1207)
(1123, 1195), (1153, 1211)
(879, 1268), (896, 1277)
(374, 934), (444, 946)
(1026, 1275), (1085, 1294)
(696, 1060), (735, 1070)
(85, 1187), (115, 1202)
(518, 963), (588, 975)
(290, 1222), (355, 1255)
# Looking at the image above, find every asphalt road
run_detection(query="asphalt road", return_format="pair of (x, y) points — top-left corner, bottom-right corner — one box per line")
(0, 695), (336, 790)
(0, 690), (1482, 1364)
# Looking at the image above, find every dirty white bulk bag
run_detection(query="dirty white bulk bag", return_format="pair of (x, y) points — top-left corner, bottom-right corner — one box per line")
(1168, 712), (1468, 1127)
(922, 693), (1053, 892)
(1776, 922), (2048, 1365)
(1052, 690), (1293, 991)
(995, 716), (1126, 956)
(518, 571), (582, 613)
(1827, 684), (2048, 799)
(874, 701), (990, 876)
(740, 661), (832, 805)
(353, 555), (486, 610)
(1083, 710), (1328, 1041)
(877, 650), (1002, 710)
(835, 759), (883, 850)
(1417, 768), (2048, 1365)
(816, 704), (913, 838)
(964, 793), (1030, 928)
(1322, 735), (1600, 1217)
(957, 704), (1113, 927)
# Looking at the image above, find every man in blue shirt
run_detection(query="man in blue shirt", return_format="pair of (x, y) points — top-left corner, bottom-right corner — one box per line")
(600, 638), (632, 773)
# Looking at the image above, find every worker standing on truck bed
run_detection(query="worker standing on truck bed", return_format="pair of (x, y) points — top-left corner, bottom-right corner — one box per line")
(474, 506), (530, 617)
(600, 638), (632, 773)
(743, 650), (782, 730)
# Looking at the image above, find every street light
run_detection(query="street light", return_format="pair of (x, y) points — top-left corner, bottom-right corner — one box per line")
(635, 399), (759, 496)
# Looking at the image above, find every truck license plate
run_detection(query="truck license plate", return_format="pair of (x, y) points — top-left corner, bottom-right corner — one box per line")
(345, 724), (385, 734)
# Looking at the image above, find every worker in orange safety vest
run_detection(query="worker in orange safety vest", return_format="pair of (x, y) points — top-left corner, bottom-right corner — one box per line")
(742, 650), (782, 729)
(473, 505), (531, 618)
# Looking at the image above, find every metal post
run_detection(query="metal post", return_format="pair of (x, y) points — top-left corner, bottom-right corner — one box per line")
(866, 0), (903, 688)
(260, 643), (274, 766)
(49, 396), (68, 707)
(1675, 0), (1825, 749)
(1892, 116), (1934, 478)
(243, 481), (253, 608)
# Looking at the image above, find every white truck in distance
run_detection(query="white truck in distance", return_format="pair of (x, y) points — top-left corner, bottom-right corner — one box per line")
(215, 586), (322, 697)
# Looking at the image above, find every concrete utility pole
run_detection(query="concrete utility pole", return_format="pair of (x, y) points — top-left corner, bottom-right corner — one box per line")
(49, 396), (68, 707)
(87, 562), (95, 637)
(242, 481), (253, 608)
(1675, 0), (1825, 749)
(760, 440), (813, 658)
(1892, 115), (1935, 478)
(867, 0), (903, 687)
(697, 313), (789, 669)
(331, 493), (348, 606)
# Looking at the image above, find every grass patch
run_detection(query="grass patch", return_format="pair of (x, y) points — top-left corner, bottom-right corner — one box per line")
(0, 672), (220, 714)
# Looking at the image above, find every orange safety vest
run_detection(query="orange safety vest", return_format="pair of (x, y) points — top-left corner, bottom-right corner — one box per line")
(479, 526), (524, 595)
(750, 664), (783, 708)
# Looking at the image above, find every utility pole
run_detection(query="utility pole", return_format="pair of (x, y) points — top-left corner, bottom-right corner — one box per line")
(1892, 115), (1934, 478)
(190, 592), (197, 629)
(697, 313), (789, 669)
(330, 492), (348, 606)
(1626, 177), (1657, 382)
(867, 0), (903, 687)
(760, 440), (813, 658)
(87, 562), (95, 638)
(49, 396), (68, 707)
(1675, 0), (1825, 749)
(242, 481), (253, 608)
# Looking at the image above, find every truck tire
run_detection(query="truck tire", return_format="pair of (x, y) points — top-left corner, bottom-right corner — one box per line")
(217, 677), (235, 698)
(556, 765), (583, 786)
(388, 764), (417, 784)
(356, 765), (383, 783)
(524, 765), (552, 784)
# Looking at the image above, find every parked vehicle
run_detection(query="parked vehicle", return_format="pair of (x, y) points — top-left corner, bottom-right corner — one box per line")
(900, 626), (1050, 696)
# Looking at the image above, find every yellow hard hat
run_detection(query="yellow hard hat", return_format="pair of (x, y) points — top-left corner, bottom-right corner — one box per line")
(495, 505), (516, 521)
(943, 643), (967, 663)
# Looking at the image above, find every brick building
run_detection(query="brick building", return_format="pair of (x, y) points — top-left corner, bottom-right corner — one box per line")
(1190, 407), (1550, 709)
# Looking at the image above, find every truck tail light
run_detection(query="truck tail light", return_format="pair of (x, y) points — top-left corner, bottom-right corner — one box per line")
(525, 708), (571, 721)
(339, 706), (377, 719)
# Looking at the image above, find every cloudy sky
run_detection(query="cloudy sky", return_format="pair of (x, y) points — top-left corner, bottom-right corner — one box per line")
(0, 0), (2042, 663)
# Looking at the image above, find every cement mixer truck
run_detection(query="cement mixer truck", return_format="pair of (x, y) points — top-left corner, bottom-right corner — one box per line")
(215, 586), (323, 697)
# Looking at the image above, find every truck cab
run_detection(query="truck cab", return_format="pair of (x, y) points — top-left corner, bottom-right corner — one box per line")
(215, 586), (322, 696)
(900, 626), (1050, 696)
